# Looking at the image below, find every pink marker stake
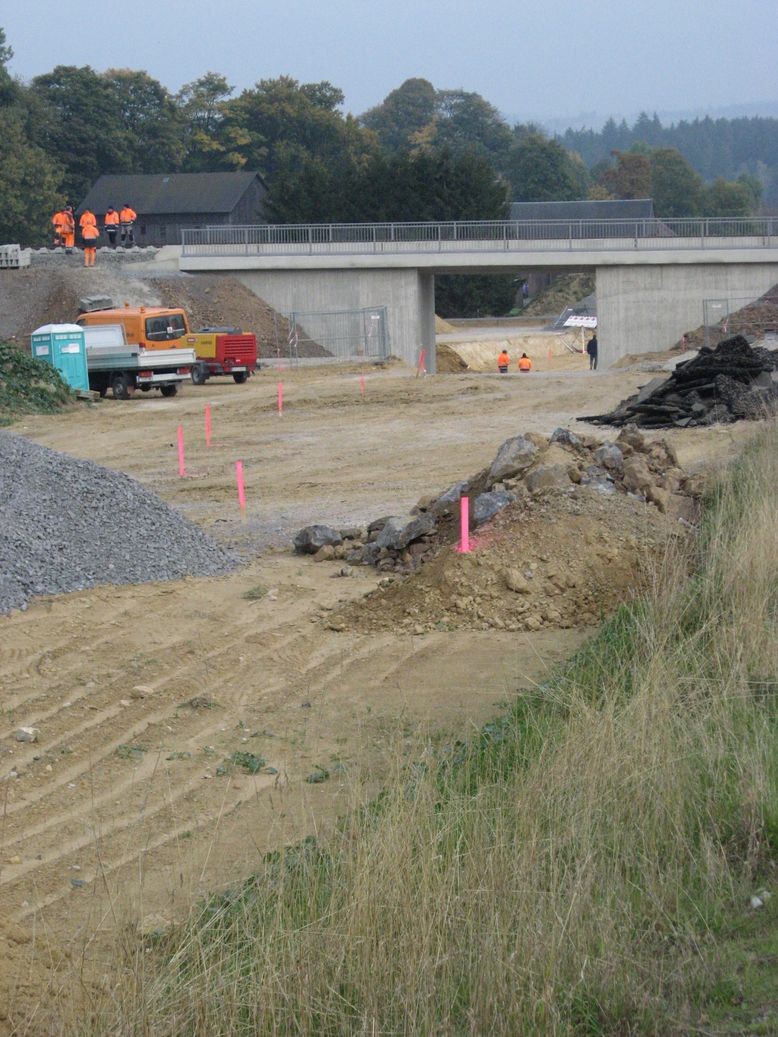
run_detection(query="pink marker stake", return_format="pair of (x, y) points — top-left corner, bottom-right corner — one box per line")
(177, 425), (186, 477)
(417, 349), (426, 377)
(277, 381), (283, 416)
(459, 495), (470, 553)
(359, 373), (366, 397)
(205, 403), (211, 447)
(235, 460), (246, 511)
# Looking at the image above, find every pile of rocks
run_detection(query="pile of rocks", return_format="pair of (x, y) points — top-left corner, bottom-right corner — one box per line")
(294, 424), (699, 574)
(0, 432), (237, 614)
(584, 336), (778, 428)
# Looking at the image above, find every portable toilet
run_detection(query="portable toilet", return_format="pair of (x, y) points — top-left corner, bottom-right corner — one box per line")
(30, 324), (89, 392)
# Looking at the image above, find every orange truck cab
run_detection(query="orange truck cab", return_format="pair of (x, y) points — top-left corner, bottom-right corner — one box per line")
(186, 326), (258, 384)
(77, 305), (190, 349)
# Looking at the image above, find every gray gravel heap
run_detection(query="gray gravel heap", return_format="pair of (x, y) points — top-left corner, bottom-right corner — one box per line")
(0, 431), (238, 614)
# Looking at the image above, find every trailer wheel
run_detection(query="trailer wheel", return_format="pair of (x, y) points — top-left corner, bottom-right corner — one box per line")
(191, 364), (208, 385)
(112, 373), (133, 400)
(160, 384), (178, 398)
(232, 371), (248, 384)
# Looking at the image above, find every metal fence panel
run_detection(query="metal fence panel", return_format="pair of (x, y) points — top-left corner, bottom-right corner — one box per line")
(264, 306), (390, 363)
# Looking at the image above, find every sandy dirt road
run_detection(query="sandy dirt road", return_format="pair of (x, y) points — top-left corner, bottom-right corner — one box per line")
(0, 362), (758, 1031)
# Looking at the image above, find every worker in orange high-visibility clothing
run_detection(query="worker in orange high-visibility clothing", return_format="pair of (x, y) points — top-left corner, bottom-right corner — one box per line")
(497, 349), (509, 374)
(81, 221), (99, 266)
(119, 203), (137, 246)
(104, 206), (120, 247)
(60, 206), (76, 252)
(79, 208), (96, 234)
(51, 208), (66, 247)
(518, 352), (532, 372)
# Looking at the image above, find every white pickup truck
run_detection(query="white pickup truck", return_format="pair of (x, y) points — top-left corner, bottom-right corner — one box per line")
(83, 324), (196, 399)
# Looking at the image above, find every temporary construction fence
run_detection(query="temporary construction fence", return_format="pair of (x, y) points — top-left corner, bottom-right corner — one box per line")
(263, 306), (390, 364)
(702, 294), (778, 350)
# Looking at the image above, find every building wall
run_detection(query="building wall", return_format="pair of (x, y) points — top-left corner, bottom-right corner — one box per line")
(234, 268), (437, 372)
(596, 262), (778, 366)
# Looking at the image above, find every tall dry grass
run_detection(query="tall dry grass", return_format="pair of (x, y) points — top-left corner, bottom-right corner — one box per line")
(91, 424), (778, 1036)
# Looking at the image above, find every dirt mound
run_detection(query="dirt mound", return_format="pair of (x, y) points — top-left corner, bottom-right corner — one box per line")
(522, 273), (595, 317)
(435, 315), (457, 333)
(674, 282), (778, 350)
(337, 489), (677, 635)
(0, 264), (315, 359)
(436, 342), (469, 372)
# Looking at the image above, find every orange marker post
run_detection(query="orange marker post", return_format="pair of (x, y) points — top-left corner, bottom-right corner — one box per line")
(205, 403), (211, 447)
(235, 460), (246, 512)
(177, 425), (186, 477)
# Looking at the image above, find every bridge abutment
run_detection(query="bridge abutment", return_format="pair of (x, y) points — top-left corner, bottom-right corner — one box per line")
(597, 262), (778, 366)
(234, 268), (437, 372)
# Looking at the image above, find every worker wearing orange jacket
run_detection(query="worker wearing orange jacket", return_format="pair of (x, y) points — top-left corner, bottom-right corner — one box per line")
(60, 206), (76, 252)
(119, 203), (137, 246)
(81, 222), (99, 266)
(518, 352), (532, 372)
(497, 349), (509, 373)
(51, 208), (66, 247)
(79, 209), (96, 242)
(104, 206), (120, 247)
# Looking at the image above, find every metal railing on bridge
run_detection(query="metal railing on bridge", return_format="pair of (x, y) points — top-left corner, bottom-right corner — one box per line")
(182, 218), (778, 258)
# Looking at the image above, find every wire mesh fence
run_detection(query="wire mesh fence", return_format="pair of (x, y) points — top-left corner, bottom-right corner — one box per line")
(262, 306), (390, 365)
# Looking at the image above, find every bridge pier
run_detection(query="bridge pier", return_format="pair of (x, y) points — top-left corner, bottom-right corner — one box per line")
(233, 268), (437, 372)
(596, 262), (778, 366)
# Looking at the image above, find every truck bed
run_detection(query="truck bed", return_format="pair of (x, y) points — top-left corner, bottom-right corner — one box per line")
(86, 346), (197, 371)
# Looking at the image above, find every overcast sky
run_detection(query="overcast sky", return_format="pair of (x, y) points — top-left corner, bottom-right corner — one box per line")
(4, 0), (777, 127)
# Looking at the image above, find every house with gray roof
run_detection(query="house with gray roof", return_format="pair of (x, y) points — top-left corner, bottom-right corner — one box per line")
(78, 171), (267, 247)
(509, 198), (655, 222)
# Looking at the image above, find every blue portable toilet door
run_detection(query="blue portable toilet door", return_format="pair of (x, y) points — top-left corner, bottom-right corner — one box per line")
(52, 331), (89, 391)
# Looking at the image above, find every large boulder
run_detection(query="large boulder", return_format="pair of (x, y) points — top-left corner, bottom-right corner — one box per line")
(374, 513), (435, 551)
(550, 427), (582, 448)
(293, 524), (343, 555)
(489, 436), (538, 482)
(593, 443), (624, 473)
(525, 464), (572, 494)
(473, 490), (512, 525)
(621, 456), (654, 495)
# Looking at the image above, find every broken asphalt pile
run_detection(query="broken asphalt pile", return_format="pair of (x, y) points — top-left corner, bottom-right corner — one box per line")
(0, 432), (238, 614)
(584, 335), (778, 429)
(294, 425), (701, 633)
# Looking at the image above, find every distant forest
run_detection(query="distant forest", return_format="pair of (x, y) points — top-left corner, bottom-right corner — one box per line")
(562, 114), (778, 204)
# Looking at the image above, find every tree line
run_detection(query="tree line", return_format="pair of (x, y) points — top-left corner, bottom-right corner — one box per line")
(0, 26), (772, 315)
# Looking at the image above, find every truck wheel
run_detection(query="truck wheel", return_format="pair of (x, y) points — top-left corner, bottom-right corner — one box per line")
(160, 384), (178, 397)
(191, 364), (208, 385)
(112, 373), (133, 400)
(232, 371), (248, 384)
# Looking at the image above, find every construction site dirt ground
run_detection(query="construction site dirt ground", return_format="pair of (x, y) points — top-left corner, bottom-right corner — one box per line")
(0, 361), (763, 1031)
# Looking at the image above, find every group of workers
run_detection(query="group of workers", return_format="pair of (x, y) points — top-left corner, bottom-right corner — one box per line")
(51, 204), (138, 265)
(496, 334), (598, 373)
(497, 350), (532, 373)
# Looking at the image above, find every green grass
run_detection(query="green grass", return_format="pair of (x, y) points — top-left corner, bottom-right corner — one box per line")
(75, 423), (778, 1036)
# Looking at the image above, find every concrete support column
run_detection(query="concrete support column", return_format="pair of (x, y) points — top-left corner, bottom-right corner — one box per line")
(234, 268), (436, 371)
(596, 262), (778, 368)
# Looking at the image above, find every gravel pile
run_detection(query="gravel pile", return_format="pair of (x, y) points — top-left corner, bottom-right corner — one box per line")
(0, 432), (238, 614)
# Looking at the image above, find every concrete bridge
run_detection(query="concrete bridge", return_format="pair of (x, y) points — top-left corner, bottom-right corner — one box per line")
(179, 219), (778, 371)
